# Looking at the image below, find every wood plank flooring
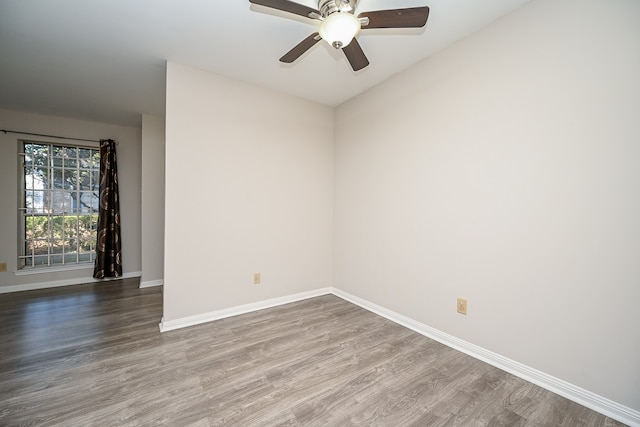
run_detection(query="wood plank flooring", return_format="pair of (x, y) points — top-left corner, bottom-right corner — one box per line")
(0, 279), (626, 426)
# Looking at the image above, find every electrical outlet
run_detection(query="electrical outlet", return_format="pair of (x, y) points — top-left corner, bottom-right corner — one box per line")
(253, 272), (261, 285)
(457, 298), (467, 315)
(0, 262), (7, 272)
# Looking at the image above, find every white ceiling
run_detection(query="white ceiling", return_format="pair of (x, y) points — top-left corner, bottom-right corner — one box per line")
(0, 0), (530, 127)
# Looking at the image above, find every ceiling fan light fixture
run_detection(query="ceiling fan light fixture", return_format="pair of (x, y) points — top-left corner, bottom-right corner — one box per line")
(319, 12), (361, 49)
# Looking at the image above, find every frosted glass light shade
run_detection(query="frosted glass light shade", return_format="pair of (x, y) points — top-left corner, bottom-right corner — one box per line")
(319, 13), (361, 49)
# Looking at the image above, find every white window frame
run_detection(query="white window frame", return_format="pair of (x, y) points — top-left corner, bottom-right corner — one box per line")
(18, 140), (101, 270)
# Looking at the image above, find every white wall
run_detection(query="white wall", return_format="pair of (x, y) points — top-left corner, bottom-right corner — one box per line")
(163, 62), (334, 321)
(333, 0), (640, 412)
(141, 114), (165, 287)
(0, 109), (142, 291)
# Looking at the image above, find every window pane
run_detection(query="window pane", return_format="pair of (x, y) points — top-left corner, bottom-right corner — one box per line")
(66, 169), (79, 188)
(51, 240), (65, 255)
(78, 148), (92, 159)
(32, 255), (49, 267)
(33, 240), (49, 255)
(64, 147), (77, 158)
(64, 217), (78, 238)
(77, 170), (91, 190)
(80, 215), (96, 238)
(67, 239), (79, 253)
(52, 146), (65, 157)
(78, 252), (93, 263)
(64, 157), (78, 168)
(91, 170), (99, 188)
(26, 191), (45, 213)
(52, 168), (64, 189)
(23, 154), (33, 169)
(79, 192), (98, 212)
(24, 239), (35, 255)
(80, 242), (94, 253)
(26, 217), (43, 240)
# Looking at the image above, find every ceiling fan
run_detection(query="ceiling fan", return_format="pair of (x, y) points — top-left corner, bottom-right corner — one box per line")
(249, 0), (430, 71)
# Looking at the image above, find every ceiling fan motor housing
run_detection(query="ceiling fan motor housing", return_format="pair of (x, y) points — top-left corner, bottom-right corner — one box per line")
(318, 0), (358, 18)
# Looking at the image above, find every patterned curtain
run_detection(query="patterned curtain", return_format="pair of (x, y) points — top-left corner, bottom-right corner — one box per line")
(93, 139), (122, 279)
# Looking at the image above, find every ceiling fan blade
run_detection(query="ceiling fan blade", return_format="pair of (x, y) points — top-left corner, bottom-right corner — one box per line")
(342, 38), (369, 71)
(280, 33), (321, 63)
(358, 6), (430, 29)
(249, 0), (319, 19)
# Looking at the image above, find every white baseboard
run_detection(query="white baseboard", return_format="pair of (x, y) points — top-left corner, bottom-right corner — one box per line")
(158, 287), (332, 332)
(140, 279), (163, 288)
(0, 271), (142, 294)
(330, 288), (640, 427)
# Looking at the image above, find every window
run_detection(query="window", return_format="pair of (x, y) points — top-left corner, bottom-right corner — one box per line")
(19, 141), (100, 269)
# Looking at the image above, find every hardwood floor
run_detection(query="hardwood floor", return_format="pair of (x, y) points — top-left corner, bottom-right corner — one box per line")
(0, 279), (626, 426)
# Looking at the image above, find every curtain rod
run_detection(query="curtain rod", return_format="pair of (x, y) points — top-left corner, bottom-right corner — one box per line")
(1, 129), (117, 144)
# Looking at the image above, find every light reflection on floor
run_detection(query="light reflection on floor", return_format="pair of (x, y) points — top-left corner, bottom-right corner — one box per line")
(16, 292), (100, 355)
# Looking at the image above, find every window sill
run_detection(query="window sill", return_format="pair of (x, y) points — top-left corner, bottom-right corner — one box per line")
(14, 263), (94, 276)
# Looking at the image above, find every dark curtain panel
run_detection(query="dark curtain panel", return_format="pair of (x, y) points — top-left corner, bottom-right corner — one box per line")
(93, 139), (122, 279)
